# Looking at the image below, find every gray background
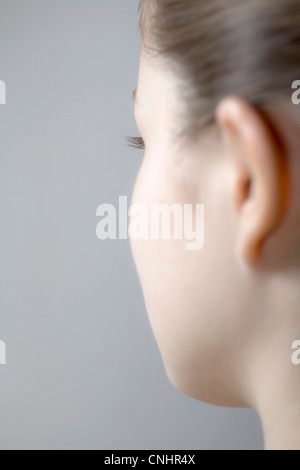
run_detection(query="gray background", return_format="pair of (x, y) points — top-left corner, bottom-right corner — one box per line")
(0, 0), (263, 450)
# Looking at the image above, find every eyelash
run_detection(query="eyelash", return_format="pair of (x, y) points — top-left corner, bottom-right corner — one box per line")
(125, 136), (145, 150)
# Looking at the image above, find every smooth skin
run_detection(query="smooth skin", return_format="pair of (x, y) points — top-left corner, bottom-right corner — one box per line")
(131, 50), (300, 450)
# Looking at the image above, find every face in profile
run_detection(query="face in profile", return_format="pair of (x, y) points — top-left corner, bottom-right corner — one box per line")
(130, 51), (255, 408)
(130, 0), (300, 452)
(130, 34), (300, 411)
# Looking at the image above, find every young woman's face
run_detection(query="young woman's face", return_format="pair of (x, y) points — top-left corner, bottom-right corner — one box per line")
(131, 52), (251, 407)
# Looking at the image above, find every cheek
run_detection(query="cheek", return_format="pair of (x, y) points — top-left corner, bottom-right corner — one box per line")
(130, 147), (250, 405)
(131, 236), (197, 371)
(130, 153), (205, 370)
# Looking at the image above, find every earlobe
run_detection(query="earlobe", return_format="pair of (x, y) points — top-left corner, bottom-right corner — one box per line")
(216, 96), (289, 266)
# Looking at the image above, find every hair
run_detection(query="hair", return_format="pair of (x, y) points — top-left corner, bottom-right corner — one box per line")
(138, 0), (300, 141)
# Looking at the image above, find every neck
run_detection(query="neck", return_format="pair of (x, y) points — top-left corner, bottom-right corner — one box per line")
(248, 317), (300, 450)
(263, 401), (300, 450)
(242, 275), (300, 450)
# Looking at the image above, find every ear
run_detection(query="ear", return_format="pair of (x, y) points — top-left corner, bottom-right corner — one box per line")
(216, 96), (289, 266)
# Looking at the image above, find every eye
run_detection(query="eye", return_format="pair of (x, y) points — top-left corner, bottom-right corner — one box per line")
(125, 136), (145, 150)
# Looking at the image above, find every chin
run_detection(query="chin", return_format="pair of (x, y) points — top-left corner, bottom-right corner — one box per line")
(163, 362), (249, 408)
